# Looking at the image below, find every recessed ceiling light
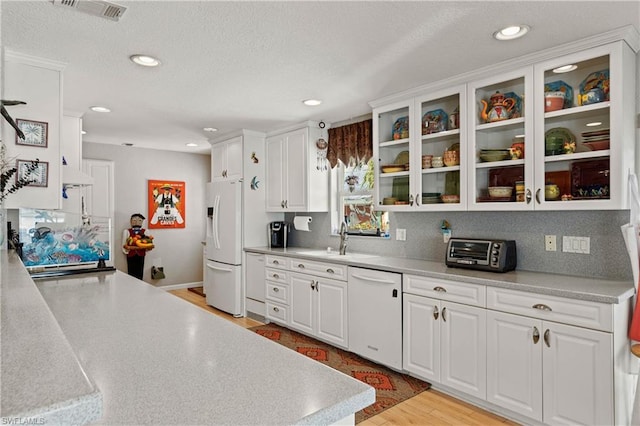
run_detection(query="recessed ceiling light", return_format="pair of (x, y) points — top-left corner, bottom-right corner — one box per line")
(130, 54), (161, 67)
(90, 106), (111, 113)
(186, 143), (198, 147)
(553, 64), (577, 73)
(303, 99), (322, 106)
(586, 121), (603, 127)
(493, 25), (530, 41)
(203, 127), (218, 132)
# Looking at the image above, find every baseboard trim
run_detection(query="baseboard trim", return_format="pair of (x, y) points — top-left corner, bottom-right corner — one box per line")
(158, 281), (203, 291)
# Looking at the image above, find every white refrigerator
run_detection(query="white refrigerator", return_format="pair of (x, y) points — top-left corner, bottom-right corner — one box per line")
(205, 179), (243, 317)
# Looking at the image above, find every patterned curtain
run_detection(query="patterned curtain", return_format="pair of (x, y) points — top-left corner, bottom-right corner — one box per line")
(327, 119), (372, 169)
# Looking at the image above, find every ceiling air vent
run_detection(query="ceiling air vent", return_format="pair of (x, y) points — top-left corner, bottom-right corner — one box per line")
(52, 0), (127, 22)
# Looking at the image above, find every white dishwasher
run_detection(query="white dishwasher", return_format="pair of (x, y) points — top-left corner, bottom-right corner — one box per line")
(348, 267), (402, 370)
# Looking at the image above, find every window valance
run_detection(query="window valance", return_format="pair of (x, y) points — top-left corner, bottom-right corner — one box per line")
(327, 119), (372, 169)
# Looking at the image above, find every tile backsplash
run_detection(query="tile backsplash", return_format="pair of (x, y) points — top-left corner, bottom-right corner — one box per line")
(286, 210), (633, 281)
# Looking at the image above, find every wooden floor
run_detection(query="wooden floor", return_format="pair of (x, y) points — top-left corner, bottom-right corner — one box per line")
(168, 288), (519, 426)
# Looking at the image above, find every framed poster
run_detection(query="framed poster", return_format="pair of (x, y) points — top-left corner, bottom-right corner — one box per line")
(16, 159), (49, 187)
(16, 119), (48, 147)
(148, 180), (185, 229)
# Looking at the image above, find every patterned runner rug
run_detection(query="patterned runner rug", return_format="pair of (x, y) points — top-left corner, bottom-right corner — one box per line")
(249, 323), (430, 423)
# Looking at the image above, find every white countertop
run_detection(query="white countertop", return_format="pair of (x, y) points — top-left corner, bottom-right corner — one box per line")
(246, 247), (635, 304)
(34, 267), (374, 424)
(0, 251), (102, 424)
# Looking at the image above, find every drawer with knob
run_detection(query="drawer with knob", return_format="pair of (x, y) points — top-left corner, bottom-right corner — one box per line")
(289, 259), (347, 281)
(487, 287), (612, 332)
(265, 268), (289, 284)
(404, 274), (486, 307)
(265, 301), (289, 324)
(266, 281), (289, 305)
(265, 255), (289, 270)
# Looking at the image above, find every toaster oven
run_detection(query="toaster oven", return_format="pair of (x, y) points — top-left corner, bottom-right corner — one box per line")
(446, 238), (517, 273)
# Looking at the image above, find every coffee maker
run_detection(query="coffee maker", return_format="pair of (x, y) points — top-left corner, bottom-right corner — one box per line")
(268, 221), (289, 248)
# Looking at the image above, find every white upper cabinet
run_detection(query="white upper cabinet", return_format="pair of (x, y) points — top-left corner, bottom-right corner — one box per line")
(373, 86), (467, 211)
(370, 30), (638, 212)
(265, 123), (328, 212)
(211, 136), (243, 181)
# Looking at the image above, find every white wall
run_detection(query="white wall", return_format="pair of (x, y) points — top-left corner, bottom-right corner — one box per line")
(83, 142), (210, 286)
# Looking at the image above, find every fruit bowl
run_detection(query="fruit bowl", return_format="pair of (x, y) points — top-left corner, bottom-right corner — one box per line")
(488, 186), (513, 198)
(441, 194), (460, 203)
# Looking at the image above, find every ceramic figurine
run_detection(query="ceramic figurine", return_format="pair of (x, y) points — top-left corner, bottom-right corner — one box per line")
(481, 91), (515, 123)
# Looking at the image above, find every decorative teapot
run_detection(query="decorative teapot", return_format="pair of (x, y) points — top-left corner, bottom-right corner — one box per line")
(481, 91), (515, 123)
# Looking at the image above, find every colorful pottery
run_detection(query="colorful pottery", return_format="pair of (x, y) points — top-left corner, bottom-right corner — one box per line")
(422, 109), (448, 134)
(481, 91), (515, 123)
(392, 116), (409, 140)
(544, 80), (574, 109)
(579, 69), (609, 105)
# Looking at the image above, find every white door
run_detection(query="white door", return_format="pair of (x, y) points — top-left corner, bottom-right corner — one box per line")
(211, 142), (226, 181)
(316, 277), (348, 348)
(289, 273), (314, 335)
(403, 293), (440, 382)
(224, 137), (243, 180)
(205, 261), (242, 317)
(348, 268), (402, 370)
(283, 128), (307, 211)
(266, 136), (285, 211)
(440, 301), (486, 399)
(82, 159), (115, 264)
(209, 180), (242, 265)
(543, 322), (613, 425)
(487, 310), (542, 421)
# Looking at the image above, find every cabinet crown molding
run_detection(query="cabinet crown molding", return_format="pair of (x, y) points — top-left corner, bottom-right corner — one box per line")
(209, 129), (265, 144)
(4, 49), (67, 71)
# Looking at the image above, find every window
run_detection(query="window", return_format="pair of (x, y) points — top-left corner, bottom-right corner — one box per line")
(331, 158), (390, 238)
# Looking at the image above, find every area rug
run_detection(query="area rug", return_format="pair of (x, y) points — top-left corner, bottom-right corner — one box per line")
(187, 286), (205, 297)
(249, 323), (430, 423)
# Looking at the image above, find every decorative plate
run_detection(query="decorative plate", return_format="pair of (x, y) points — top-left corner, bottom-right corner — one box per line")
(381, 165), (405, 173)
(545, 127), (575, 156)
(392, 116), (409, 140)
(422, 109), (448, 135)
(544, 80), (574, 109)
(579, 69), (609, 105)
(394, 150), (410, 165)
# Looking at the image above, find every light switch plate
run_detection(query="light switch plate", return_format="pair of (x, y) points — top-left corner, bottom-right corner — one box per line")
(396, 229), (406, 241)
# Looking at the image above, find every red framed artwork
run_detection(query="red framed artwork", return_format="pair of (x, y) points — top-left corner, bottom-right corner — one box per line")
(148, 180), (186, 229)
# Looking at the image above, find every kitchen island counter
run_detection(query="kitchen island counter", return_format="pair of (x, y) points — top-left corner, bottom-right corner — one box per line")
(246, 247), (634, 304)
(30, 257), (374, 425)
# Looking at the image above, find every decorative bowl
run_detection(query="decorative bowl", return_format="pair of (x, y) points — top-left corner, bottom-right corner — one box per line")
(488, 186), (513, 198)
(381, 165), (405, 173)
(583, 140), (610, 151)
(431, 156), (444, 168)
(440, 194), (460, 203)
(544, 92), (565, 112)
(479, 150), (510, 162)
(443, 150), (460, 166)
(382, 197), (398, 205)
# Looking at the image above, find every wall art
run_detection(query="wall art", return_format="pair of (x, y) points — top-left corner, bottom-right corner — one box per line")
(148, 180), (185, 229)
(15, 119), (48, 148)
(17, 159), (48, 187)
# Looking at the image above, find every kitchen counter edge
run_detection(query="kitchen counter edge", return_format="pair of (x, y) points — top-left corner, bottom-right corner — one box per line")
(245, 247), (634, 304)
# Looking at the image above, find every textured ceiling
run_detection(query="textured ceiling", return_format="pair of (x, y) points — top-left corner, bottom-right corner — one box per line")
(2, 1), (639, 154)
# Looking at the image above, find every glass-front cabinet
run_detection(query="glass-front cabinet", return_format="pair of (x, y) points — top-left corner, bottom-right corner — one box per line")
(373, 38), (636, 213)
(533, 42), (635, 210)
(373, 87), (466, 211)
(467, 68), (533, 211)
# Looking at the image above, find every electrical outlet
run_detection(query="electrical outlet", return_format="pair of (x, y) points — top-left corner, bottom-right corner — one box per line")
(545, 235), (556, 251)
(396, 229), (406, 241)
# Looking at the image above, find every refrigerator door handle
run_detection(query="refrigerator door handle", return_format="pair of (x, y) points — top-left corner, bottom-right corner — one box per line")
(213, 194), (221, 249)
(206, 263), (233, 273)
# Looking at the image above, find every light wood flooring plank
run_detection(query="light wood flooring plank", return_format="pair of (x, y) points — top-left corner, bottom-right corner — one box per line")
(167, 287), (520, 426)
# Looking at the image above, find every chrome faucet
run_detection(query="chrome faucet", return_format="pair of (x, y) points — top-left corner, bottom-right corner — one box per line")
(339, 222), (348, 255)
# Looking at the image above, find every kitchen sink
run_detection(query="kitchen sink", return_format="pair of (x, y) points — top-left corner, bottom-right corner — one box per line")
(293, 250), (379, 260)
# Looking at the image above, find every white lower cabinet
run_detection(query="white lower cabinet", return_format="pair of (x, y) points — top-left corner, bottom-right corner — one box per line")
(487, 309), (613, 425)
(403, 293), (486, 399)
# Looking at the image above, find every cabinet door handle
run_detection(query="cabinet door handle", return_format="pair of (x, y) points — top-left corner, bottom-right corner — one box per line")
(532, 303), (552, 312)
(310, 280), (315, 290)
(415, 193), (420, 206)
(284, 200), (288, 209)
(315, 280), (319, 292)
(442, 307), (447, 322)
(535, 188), (541, 204)
(433, 286), (447, 292)
(544, 329), (551, 347)
(280, 200), (284, 208)
(273, 306), (280, 312)
(326, 268), (334, 274)
(532, 326), (540, 344)
(433, 305), (439, 320)
(526, 188), (532, 204)
(409, 194), (414, 206)
(273, 287), (279, 293)
(297, 263), (305, 269)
